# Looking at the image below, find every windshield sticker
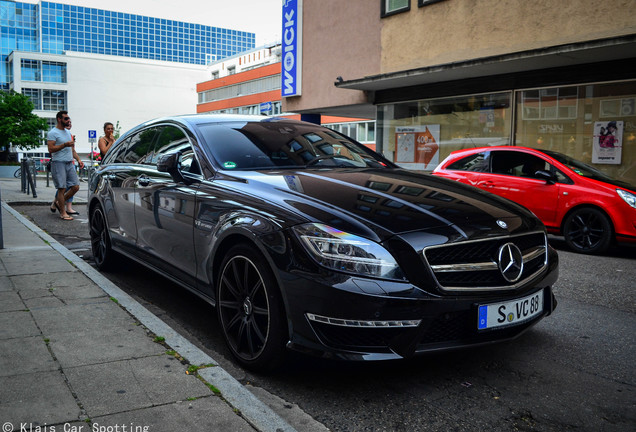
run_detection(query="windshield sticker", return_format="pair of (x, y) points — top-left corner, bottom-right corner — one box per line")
(223, 161), (237, 169)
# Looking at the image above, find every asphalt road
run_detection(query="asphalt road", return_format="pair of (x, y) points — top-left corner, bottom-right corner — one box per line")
(10, 202), (636, 432)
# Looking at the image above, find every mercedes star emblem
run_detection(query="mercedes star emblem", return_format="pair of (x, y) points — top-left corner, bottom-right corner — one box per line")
(498, 243), (524, 282)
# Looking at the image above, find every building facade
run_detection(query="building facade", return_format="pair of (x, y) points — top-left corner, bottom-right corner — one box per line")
(283, 0), (636, 181)
(196, 43), (377, 149)
(1, 0), (255, 156)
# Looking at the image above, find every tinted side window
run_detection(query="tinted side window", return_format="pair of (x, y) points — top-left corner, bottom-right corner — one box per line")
(104, 137), (130, 164)
(153, 125), (200, 174)
(447, 152), (489, 172)
(123, 127), (159, 164)
(491, 151), (547, 178)
(152, 126), (188, 162)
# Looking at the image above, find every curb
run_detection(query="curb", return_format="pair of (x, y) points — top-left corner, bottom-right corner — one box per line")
(1, 201), (296, 432)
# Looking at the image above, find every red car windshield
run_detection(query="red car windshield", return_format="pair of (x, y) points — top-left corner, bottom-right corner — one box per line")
(542, 149), (635, 190)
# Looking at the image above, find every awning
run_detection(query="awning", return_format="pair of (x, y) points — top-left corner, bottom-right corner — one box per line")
(334, 35), (636, 92)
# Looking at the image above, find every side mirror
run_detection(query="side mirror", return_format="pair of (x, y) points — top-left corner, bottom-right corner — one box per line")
(157, 153), (191, 185)
(534, 170), (556, 185)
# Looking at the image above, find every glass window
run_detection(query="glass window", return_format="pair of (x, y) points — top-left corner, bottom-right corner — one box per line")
(490, 151), (547, 178)
(197, 121), (389, 170)
(123, 127), (158, 164)
(151, 125), (192, 166)
(106, 136), (131, 164)
(378, 92), (512, 171)
(42, 61), (67, 83)
(42, 90), (67, 111)
(22, 88), (42, 110)
(382, 0), (410, 17)
(20, 59), (40, 81)
(447, 152), (490, 172)
(515, 80), (636, 184)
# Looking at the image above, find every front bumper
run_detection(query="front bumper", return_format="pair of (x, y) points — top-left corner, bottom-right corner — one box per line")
(276, 247), (558, 361)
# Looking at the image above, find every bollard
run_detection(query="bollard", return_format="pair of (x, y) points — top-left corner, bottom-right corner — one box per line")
(20, 159), (26, 192)
(31, 159), (37, 189)
(23, 158), (37, 198)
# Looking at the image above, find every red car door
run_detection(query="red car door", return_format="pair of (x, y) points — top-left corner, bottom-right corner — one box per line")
(477, 151), (561, 227)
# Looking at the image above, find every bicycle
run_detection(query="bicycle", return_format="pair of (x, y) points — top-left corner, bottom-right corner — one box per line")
(13, 167), (21, 178)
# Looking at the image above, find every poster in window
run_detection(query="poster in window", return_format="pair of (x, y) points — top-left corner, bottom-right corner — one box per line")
(395, 125), (440, 170)
(592, 120), (623, 164)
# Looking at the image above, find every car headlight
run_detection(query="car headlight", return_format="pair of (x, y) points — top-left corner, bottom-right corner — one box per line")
(617, 189), (636, 209)
(293, 223), (405, 280)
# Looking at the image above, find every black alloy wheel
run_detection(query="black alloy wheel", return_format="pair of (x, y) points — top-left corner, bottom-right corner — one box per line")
(90, 205), (116, 270)
(217, 244), (286, 372)
(563, 207), (613, 254)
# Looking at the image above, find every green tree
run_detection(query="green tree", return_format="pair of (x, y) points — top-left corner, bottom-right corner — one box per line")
(0, 91), (48, 162)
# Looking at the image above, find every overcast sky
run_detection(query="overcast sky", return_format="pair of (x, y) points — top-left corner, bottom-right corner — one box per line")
(20, 0), (283, 46)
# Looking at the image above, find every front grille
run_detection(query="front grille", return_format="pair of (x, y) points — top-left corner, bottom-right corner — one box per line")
(423, 231), (547, 291)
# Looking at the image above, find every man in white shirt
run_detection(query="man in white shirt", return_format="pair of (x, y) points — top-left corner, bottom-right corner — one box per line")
(47, 110), (82, 220)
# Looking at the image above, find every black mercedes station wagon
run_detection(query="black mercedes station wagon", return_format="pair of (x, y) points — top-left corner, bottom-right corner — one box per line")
(88, 115), (558, 371)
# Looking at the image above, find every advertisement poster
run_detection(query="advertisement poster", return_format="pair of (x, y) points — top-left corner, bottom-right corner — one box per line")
(592, 120), (623, 164)
(395, 125), (440, 170)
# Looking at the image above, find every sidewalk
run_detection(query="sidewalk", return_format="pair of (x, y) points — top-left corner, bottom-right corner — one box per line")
(0, 177), (299, 432)
(0, 174), (89, 205)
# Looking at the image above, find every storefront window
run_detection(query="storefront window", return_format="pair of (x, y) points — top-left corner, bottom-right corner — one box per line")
(515, 80), (636, 184)
(377, 92), (512, 171)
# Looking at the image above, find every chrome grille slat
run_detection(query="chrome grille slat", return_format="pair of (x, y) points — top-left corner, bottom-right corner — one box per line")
(431, 247), (546, 273)
(423, 231), (548, 291)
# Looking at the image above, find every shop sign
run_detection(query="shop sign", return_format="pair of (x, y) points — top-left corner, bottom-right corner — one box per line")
(538, 124), (564, 134)
(281, 0), (302, 97)
(395, 126), (440, 171)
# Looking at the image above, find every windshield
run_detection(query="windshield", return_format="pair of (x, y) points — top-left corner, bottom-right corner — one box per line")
(542, 149), (619, 183)
(196, 120), (391, 170)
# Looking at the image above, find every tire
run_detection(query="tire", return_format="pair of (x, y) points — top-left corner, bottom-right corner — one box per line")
(216, 244), (287, 372)
(90, 204), (117, 270)
(563, 207), (613, 254)
(13, 168), (21, 178)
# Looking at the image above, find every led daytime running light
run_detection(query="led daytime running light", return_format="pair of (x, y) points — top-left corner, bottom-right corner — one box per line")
(306, 313), (420, 328)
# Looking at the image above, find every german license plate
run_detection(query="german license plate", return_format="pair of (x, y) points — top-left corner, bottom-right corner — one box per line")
(478, 290), (543, 330)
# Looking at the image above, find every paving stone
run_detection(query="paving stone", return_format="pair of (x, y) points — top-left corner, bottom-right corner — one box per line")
(48, 328), (165, 367)
(0, 311), (40, 340)
(0, 275), (12, 291)
(30, 300), (140, 335)
(0, 290), (25, 312)
(65, 355), (212, 418)
(0, 370), (81, 425)
(92, 397), (252, 432)
(11, 272), (107, 301)
(0, 336), (58, 377)
(0, 249), (76, 275)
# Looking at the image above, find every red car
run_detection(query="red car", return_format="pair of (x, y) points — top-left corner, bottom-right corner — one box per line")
(433, 146), (636, 254)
